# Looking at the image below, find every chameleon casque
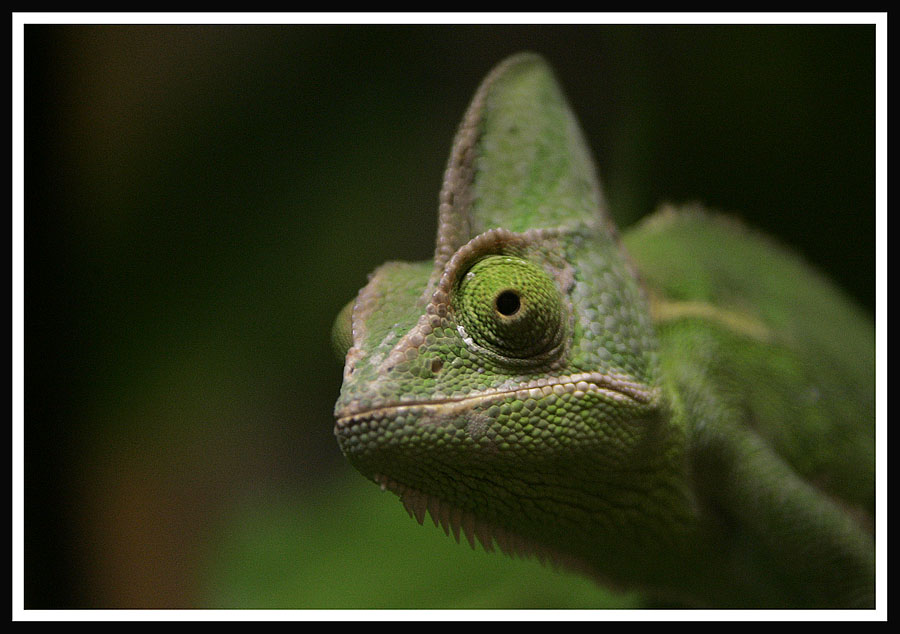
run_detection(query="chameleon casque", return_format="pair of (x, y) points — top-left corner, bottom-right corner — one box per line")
(331, 53), (875, 609)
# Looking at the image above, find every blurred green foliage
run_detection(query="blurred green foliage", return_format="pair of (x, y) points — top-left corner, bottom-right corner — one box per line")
(24, 23), (874, 609)
(204, 473), (639, 609)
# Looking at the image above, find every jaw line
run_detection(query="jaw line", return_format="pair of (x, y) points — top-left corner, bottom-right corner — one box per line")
(336, 370), (658, 426)
(370, 472), (589, 575)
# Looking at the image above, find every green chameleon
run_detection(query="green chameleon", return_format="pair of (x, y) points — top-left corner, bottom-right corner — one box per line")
(331, 53), (875, 609)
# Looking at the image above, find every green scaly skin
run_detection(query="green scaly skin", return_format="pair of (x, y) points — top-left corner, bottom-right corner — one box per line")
(331, 53), (875, 608)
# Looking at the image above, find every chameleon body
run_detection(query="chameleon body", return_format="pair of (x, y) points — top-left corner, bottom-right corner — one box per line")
(332, 53), (875, 608)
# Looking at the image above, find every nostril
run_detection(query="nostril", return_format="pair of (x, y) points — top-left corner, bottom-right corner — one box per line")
(430, 358), (444, 373)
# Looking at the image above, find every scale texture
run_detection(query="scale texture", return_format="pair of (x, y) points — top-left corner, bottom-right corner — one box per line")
(332, 53), (875, 608)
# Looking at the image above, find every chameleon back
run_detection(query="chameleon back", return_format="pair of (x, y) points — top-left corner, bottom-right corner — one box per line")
(625, 207), (874, 517)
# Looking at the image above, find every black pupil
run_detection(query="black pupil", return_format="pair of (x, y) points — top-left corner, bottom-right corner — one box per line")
(495, 290), (521, 316)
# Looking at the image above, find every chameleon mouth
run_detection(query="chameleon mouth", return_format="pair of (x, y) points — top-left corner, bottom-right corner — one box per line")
(335, 370), (657, 427)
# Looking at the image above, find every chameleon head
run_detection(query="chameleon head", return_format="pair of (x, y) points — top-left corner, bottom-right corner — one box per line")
(333, 225), (674, 563)
(332, 53), (682, 566)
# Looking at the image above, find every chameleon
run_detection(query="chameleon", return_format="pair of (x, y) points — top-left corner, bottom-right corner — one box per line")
(331, 52), (875, 609)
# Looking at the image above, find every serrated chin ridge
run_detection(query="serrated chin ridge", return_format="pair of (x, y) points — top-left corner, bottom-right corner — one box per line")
(372, 473), (568, 568)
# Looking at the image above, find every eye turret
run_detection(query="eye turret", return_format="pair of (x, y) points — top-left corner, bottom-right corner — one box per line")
(455, 255), (565, 362)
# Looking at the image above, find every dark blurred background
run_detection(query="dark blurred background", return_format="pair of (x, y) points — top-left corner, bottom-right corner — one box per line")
(24, 23), (874, 609)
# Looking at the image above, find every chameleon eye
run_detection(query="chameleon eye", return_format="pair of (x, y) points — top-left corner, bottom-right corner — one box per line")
(494, 289), (521, 316)
(456, 255), (564, 360)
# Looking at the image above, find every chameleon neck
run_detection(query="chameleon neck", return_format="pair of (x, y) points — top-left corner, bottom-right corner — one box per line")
(648, 325), (876, 608)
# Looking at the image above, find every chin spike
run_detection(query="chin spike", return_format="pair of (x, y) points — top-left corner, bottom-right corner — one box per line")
(474, 520), (495, 553)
